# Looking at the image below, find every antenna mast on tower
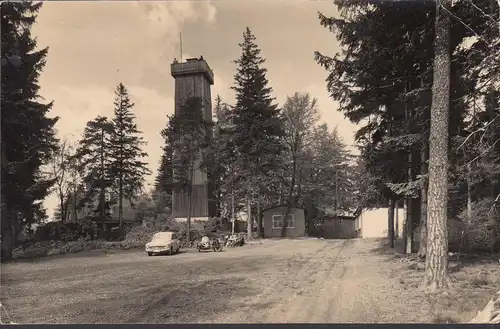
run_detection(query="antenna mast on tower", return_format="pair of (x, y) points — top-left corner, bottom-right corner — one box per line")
(179, 32), (183, 62)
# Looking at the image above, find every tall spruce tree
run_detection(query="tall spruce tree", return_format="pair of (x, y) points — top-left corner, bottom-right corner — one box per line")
(231, 27), (284, 240)
(74, 116), (114, 219)
(1, 2), (59, 261)
(109, 83), (150, 229)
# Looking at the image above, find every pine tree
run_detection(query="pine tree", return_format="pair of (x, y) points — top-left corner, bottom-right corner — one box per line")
(424, 0), (452, 291)
(165, 97), (208, 241)
(74, 116), (114, 219)
(231, 27), (285, 240)
(109, 83), (150, 229)
(1, 2), (59, 261)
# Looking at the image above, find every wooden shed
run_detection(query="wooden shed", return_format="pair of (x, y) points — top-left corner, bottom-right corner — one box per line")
(262, 205), (306, 238)
(322, 209), (362, 239)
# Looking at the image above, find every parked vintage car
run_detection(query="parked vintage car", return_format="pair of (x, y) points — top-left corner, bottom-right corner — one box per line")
(145, 231), (181, 256)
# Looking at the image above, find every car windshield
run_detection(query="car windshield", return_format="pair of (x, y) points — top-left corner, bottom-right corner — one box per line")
(152, 232), (172, 241)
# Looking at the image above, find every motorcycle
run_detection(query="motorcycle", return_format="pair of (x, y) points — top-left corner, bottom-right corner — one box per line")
(197, 236), (223, 252)
(225, 234), (245, 247)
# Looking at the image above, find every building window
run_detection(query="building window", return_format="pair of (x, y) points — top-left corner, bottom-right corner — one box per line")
(272, 214), (295, 229)
(272, 215), (283, 229)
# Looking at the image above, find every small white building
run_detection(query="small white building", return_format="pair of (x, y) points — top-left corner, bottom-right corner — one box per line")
(357, 207), (405, 238)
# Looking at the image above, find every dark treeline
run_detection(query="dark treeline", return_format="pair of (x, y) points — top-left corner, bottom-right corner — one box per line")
(314, 0), (500, 290)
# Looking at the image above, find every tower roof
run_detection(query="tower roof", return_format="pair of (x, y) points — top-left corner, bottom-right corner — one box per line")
(171, 57), (214, 85)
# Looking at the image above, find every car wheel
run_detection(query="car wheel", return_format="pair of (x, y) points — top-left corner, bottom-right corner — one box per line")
(170, 246), (173, 255)
(148, 252), (153, 256)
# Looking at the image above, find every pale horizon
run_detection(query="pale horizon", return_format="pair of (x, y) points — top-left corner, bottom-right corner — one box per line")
(32, 0), (359, 219)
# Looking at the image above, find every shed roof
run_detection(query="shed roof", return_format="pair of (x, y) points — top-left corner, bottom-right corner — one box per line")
(324, 206), (362, 217)
(262, 205), (304, 212)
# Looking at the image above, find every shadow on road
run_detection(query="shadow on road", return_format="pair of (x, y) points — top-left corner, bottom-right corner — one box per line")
(50, 276), (258, 324)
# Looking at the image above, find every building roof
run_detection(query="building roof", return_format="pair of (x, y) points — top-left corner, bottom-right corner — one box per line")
(262, 205), (304, 212)
(323, 206), (362, 218)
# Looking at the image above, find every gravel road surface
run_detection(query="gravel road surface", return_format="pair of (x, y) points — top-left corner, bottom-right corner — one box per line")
(1, 238), (428, 324)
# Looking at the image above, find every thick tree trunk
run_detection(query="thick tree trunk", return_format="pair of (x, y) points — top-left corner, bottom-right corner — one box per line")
(424, 0), (451, 291)
(418, 146), (429, 258)
(246, 195), (252, 241)
(388, 198), (395, 248)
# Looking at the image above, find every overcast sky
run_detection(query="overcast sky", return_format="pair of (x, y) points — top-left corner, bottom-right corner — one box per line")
(32, 0), (359, 217)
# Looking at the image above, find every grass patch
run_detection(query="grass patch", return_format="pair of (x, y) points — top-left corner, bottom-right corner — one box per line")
(387, 247), (499, 323)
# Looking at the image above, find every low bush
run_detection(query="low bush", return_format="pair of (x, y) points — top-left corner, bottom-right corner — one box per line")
(13, 217), (238, 260)
(452, 198), (500, 253)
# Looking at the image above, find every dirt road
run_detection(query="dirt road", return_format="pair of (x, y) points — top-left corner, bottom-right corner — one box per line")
(1, 238), (430, 324)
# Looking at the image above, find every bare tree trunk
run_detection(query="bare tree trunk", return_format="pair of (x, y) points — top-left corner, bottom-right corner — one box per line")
(467, 163), (472, 219)
(405, 200), (413, 254)
(395, 200), (399, 238)
(296, 168), (304, 202)
(231, 189), (235, 235)
(119, 171), (123, 230)
(281, 156), (297, 237)
(100, 128), (106, 220)
(246, 195), (252, 241)
(73, 188), (78, 221)
(256, 200), (261, 237)
(186, 159), (194, 242)
(279, 169), (284, 204)
(405, 152), (414, 254)
(59, 192), (65, 223)
(388, 198), (395, 248)
(403, 198), (413, 254)
(424, 0), (451, 291)
(418, 145), (429, 258)
(335, 169), (339, 211)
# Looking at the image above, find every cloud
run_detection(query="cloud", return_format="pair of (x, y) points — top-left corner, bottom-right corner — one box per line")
(135, 1), (218, 49)
(33, 1), (218, 91)
(35, 1), (218, 217)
